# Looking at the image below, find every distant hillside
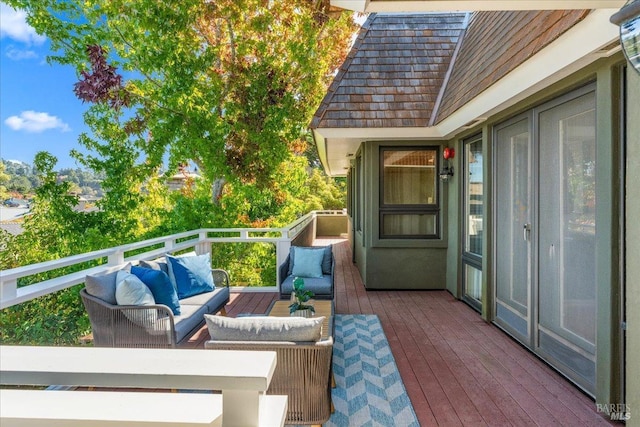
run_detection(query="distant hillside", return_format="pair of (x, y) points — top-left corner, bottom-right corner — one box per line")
(1, 158), (104, 198)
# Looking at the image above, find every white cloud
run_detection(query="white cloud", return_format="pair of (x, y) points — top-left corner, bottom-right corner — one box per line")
(5, 46), (37, 60)
(0, 3), (46, 45)
(4, 111), (71, 133)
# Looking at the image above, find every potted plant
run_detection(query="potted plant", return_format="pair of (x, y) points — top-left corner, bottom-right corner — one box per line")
(289, 277), (315, 317)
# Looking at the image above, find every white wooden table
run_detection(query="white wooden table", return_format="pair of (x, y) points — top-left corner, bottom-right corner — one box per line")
(0, 346), (287, 427)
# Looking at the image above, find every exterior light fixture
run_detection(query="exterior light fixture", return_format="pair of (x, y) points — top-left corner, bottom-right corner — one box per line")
(439, 165), (454, 181)
(611, 0), (640, 74)
(439, 147), (455, 181)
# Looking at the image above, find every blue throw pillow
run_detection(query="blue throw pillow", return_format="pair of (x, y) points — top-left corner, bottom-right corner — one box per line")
(166, 253), (215, 299)
(288, 245), (332, 276)
(321, 245), (332, 275)
(291, 247), (324, 278)
(131, 266), (181, 315)
(139, 259), (169, 275)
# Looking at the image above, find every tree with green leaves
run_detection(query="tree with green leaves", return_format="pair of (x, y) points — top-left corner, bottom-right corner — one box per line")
(0, 162), (10, 200)
(1, 1), (354, 345)
(8, 0), (355, 225)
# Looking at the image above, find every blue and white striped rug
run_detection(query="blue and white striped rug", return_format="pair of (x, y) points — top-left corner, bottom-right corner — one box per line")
(327, 315), (419, 427)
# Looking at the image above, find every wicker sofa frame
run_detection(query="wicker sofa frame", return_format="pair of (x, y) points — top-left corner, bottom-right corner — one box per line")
(205, 337), (334, 426)
(81, 269), (230, 348)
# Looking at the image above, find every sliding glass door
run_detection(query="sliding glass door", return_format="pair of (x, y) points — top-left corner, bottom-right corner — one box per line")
(537, 90), (597, 390)
(494, 85), (597, 394)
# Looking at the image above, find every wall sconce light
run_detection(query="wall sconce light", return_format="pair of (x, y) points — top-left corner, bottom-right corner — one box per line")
(611, 0), (640, 74)
(439, 165), (455, 181)
(440, 147), (455, 181)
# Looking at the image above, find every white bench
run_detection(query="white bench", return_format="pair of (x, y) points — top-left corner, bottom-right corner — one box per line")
(0, 346), (287, 427)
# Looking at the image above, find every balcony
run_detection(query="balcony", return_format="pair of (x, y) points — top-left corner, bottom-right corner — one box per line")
(0, 211), (612, 425)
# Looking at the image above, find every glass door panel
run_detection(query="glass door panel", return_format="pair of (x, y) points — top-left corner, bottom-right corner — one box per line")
(464, 138), (484, 256)
(462, 135), (483, 310)
(495, 117), (531, 341)
(464, 264), (482, 303)
(537, 91), (597, 391)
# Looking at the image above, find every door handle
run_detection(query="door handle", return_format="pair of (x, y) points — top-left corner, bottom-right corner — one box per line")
(523, 223), (531, 241)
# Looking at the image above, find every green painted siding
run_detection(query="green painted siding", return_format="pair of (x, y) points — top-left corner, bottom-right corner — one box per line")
(625, 67), (640, 426)
(362, 140), (449, 290)
(594, 64), (623, 409)
(344, 55), (630, 409)
(445, 140), (461, 296)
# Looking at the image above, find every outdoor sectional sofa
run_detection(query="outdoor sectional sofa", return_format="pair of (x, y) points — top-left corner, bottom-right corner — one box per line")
(80, 255), (230, 348)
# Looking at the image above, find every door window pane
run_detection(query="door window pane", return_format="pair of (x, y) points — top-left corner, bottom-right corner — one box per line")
(464, 137), (483, 255)
(464, 264), (482, 303)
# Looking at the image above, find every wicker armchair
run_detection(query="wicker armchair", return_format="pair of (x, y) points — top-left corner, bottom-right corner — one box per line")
(204, 338), (334, 426)
(279, 250), (335, 300)
(81, 268), (230, 348)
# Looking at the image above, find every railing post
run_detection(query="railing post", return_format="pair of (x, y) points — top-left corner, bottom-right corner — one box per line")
(196, 230), (210, 256)
(0, 278), (18, 307)
(221, 389), (260, 427)
(312, 211), (318, 240)
(276, 237), (291, 289)
(108, 251), (125, 266)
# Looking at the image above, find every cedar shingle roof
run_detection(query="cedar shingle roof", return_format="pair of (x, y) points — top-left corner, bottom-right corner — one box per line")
(435, 10), (589, 122)
(311, 10), (590, 130)
(310, 13), (467, 129)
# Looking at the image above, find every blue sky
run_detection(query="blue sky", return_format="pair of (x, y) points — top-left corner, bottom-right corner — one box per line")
(1, 2), (90, 170)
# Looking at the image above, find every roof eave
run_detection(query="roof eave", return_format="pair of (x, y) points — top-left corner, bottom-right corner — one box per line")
(315, 9), (620, 176)
(331, 0), (625, 13)
(436, 8), (620, 136)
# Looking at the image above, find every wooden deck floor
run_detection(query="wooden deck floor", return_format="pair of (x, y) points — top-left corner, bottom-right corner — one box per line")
(184, 238), (613, 426)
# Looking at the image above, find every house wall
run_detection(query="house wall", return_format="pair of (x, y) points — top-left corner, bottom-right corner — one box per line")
(625, 67), (639, 426)
(445, 141), (461, 296)
(361, 140), (449, 290)
(594, 62), (622, 412)
(443, 55), (625, 405)
(343, 54), (629, 408)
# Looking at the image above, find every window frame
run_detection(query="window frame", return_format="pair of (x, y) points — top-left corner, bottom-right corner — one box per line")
(461, 133), (484, 312)
(378, 146), (441, 239)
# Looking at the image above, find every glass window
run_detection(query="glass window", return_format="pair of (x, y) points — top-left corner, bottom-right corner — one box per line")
(355, 156), (362, 232)
(464, 137), (484, 256)
(382, 149), (437, 205)
(380, 147), (439, 239)
(462, 134), (484, 312)
(464, 264), (483, 304)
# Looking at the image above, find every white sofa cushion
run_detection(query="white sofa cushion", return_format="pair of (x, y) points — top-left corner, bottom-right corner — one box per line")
(204, 315), (324, 342)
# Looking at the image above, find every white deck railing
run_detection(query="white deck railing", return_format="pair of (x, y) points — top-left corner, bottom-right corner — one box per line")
(1, 345), (287, 427)
(0, 210), (343, 310)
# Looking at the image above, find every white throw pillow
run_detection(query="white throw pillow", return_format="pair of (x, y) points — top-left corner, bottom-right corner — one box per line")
(204, 315), (324, 342)
(115, 270), (157, 326)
